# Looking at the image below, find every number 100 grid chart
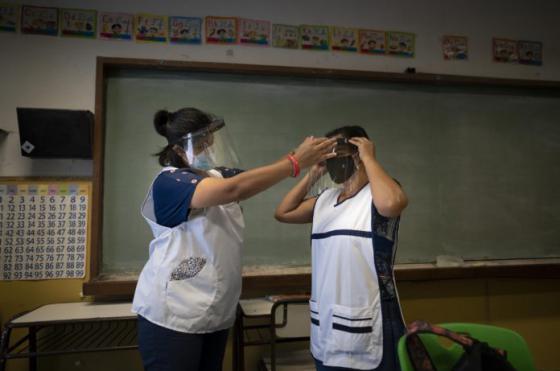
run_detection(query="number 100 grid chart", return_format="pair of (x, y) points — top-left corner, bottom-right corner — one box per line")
(0, 182), (89, 280)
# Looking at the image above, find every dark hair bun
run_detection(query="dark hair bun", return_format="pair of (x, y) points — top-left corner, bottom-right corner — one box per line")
(154, 110), (169, 137)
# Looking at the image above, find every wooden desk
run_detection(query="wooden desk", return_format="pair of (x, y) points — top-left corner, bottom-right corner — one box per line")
(234, 298), (275, 371)
(233, 296), (311, 371)
(0, 302), (137, 371)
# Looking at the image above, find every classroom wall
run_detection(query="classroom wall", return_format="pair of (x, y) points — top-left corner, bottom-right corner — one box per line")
(1, 0), (560, 370)
(2, 0), (560, 176)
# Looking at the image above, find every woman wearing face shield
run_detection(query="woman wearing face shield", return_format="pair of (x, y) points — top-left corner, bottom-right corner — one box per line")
(132, 108), (336, 371)
(275, 126), (408, 371)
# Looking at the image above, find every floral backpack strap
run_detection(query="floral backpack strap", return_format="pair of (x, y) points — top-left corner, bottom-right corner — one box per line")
(405, 320), (475, 371)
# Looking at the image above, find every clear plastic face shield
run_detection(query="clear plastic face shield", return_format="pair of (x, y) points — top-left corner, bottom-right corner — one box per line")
(181, 116), (241, 171)
(308, 138), (361, 196)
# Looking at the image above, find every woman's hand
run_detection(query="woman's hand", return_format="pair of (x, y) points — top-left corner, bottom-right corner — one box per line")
(308, 162), (327, 181)
(349, 137), (376, 163)
(293, 137), (336, 169)
(349, 136), (408, 217)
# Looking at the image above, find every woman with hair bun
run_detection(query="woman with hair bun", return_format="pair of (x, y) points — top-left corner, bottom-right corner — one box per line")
(133, 107), (336, 371)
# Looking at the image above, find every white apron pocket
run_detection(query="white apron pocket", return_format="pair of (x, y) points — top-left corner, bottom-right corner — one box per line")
(165, 258), (218, 323)
(323, 303), (383, 368)
(323, 304), (383, 370)
(327, 304), (375, 353)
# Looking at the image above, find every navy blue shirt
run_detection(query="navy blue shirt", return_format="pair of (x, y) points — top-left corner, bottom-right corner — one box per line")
(153, 167), (244, 228)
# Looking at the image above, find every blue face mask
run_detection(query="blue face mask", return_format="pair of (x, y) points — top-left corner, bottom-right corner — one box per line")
(192, 152), (213, 170)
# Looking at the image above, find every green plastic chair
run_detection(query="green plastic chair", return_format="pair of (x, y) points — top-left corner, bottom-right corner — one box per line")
(397, 323), (536, 371)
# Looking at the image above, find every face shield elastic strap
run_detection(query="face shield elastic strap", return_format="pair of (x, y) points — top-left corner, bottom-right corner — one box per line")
(181, 117), (225, 142)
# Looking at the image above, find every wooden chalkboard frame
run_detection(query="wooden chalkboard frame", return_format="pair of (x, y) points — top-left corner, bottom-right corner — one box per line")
(83, 56), (560, 297)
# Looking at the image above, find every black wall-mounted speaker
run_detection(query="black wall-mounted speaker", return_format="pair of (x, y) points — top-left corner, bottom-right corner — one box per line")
(16, 108), (93, 159)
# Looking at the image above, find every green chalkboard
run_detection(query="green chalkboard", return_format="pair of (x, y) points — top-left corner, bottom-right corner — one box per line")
(100, 68), (560, 275)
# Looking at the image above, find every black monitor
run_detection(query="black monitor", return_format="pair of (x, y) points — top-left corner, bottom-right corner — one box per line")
(16, 108), (93, 159)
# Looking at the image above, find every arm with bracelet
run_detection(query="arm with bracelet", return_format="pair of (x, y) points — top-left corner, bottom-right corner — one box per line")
(133, 107), (335, 371)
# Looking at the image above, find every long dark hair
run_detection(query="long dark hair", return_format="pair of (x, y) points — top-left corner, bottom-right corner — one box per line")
(153, 108), (212, 167)
(325, 125), (369, 139)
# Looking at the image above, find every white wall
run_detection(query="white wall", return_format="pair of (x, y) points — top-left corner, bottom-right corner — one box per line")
(1, 0), (559, 176)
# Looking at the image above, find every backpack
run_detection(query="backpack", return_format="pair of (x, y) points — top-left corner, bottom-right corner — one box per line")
(405, 321), (517, 371)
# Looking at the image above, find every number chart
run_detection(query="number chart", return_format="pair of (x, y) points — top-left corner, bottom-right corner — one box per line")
(0, 180), (90, 281)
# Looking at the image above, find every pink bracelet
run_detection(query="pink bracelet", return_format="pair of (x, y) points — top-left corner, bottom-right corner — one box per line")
(287, 154), (300, 177)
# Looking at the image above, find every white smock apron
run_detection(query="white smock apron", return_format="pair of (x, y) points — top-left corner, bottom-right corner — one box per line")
(132, 167), (245, 333)
(310, 185), (386, 370)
